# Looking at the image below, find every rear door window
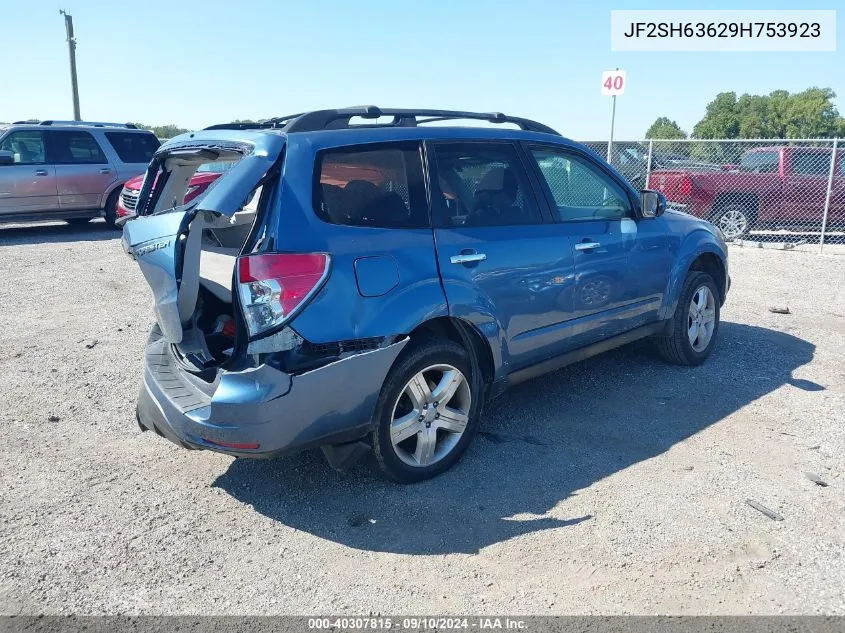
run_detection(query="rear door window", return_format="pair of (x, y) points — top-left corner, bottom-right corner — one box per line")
(104, 132), (160, 163)
(431, 142), (542, 227)
(791, 151), (830, 175)
(740, 151), (779, 173)
(50, 131), (108, 164)
(314, 142), (427, 228)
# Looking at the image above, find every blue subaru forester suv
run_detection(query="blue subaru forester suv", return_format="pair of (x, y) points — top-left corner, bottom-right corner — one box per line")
(122, 107), (729, 483)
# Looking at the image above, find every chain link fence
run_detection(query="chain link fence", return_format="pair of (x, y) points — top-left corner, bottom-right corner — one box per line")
(580, 139), (843, 253)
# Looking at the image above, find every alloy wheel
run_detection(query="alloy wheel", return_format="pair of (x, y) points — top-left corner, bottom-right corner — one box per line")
(389, 364), (471, 468)
(717, 208), (748, 240)
(688, 285), (717, 352)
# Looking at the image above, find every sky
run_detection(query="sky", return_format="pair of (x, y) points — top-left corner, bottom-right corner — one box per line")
(0, 0), (841, 140)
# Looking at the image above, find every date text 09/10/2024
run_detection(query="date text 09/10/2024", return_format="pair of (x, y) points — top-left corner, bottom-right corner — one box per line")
(307, 617), (528, 630)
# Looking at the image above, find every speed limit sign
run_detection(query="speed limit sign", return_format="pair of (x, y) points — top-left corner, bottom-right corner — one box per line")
(601, 69), (626, 96)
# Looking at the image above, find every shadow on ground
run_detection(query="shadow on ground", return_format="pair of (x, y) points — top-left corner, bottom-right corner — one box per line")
(214, 322), (816, 554)
(0, 220), (119, 245)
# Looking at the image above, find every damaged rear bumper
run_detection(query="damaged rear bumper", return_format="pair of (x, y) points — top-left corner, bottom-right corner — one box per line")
(136, 327), (407, 458)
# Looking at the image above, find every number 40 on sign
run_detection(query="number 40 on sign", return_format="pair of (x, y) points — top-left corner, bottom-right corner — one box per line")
(601, 69), (626, 96)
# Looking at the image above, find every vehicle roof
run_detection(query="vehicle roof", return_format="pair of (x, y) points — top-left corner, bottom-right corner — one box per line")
(0, 122), (153, 133)
(163, 124), (578, 153)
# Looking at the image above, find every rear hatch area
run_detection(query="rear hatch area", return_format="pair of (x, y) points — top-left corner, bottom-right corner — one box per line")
(122, 132), (285, 371)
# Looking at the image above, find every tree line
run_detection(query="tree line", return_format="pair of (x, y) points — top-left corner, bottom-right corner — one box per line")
(645, 87), (845, 162)
(133, 120), (256, 139)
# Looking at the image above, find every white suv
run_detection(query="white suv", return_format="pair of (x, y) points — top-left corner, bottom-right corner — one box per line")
(0, 120), (160, 227)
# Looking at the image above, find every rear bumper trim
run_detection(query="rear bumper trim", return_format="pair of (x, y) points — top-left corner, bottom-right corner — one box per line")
(136, 329), (408, 457)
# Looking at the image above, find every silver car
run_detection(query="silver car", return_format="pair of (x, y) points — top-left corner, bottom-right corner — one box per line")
(0, 120), (160, 227)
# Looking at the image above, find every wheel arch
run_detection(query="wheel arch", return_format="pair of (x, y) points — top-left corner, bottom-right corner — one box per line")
(403, 316), (504, 400)
(689, 251), (727, 305)
(103, 182), (124, 209)
(662, 232), (729, 319)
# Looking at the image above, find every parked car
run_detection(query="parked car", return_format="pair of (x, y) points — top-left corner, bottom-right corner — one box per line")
(648, 146), (845, 240)
(584, 141), (722, 187)
(0, 120), (160, 227)
(123, 107), (729, 483)
(116, 161), (232, 221)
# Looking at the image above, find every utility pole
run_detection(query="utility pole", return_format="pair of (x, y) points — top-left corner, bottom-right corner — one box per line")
(59, 10), (81, 121)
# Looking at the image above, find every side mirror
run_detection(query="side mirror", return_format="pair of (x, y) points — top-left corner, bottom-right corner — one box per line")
(640, 189), (666, 218)
(0, 151), (15, 166)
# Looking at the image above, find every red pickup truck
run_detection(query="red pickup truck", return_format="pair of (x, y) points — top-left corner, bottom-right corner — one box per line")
(648, 146), (844, 240)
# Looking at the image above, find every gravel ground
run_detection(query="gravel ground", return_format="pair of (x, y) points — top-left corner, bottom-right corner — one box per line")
(0, 220), (843, 615)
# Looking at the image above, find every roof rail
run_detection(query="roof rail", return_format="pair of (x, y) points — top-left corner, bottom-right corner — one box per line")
(37, 120), (138, 129)
(204, 107), (560, 135)
(12, 119), (41, 124)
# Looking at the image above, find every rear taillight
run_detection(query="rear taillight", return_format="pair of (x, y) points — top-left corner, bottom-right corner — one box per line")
(237, 253), (330, 338)
(678, 174), (693, 197)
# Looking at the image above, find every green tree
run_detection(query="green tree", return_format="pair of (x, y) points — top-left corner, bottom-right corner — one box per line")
(645, 117), (687, 140)
(766, 89), (790, 138)
(645, 117), (689, 156)
(693, 88), (844, 140)
(782, 87), (841, 138)
(132, 123), (191, 139)
(690, 88), (845, 162)
(692, 92), (741, 140)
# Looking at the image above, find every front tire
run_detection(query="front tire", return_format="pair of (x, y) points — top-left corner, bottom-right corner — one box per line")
(656, 271), (720, 366)
(371, 339), (482, 483)
(103, 189), (121, 229)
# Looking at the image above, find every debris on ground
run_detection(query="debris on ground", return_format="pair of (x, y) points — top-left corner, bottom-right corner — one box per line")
(769, 306), (791, 314)
(346, 513), (375, 527)
(82, 339), (98, 349)
(782, 240), (809, 250)
(745, 499), (785, 521)
(805, 472), (829, 487)
(47, 414), (60, 423)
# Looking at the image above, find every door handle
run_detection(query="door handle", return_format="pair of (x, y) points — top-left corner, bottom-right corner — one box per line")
(34, 169), (49, 176)
(450, 252), (487, 265)
(575, 241), (601, 251)
(99, 168), (112, 174)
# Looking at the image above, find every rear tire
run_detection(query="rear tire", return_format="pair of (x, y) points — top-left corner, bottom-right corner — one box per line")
(655, 271), (720, 366)
(371, 339), (482, 483)
(103, 189), (120, 229)
(712, 203), (753, 241)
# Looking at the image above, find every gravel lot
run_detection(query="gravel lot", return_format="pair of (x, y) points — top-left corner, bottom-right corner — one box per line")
(0, 220), (843, 615)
